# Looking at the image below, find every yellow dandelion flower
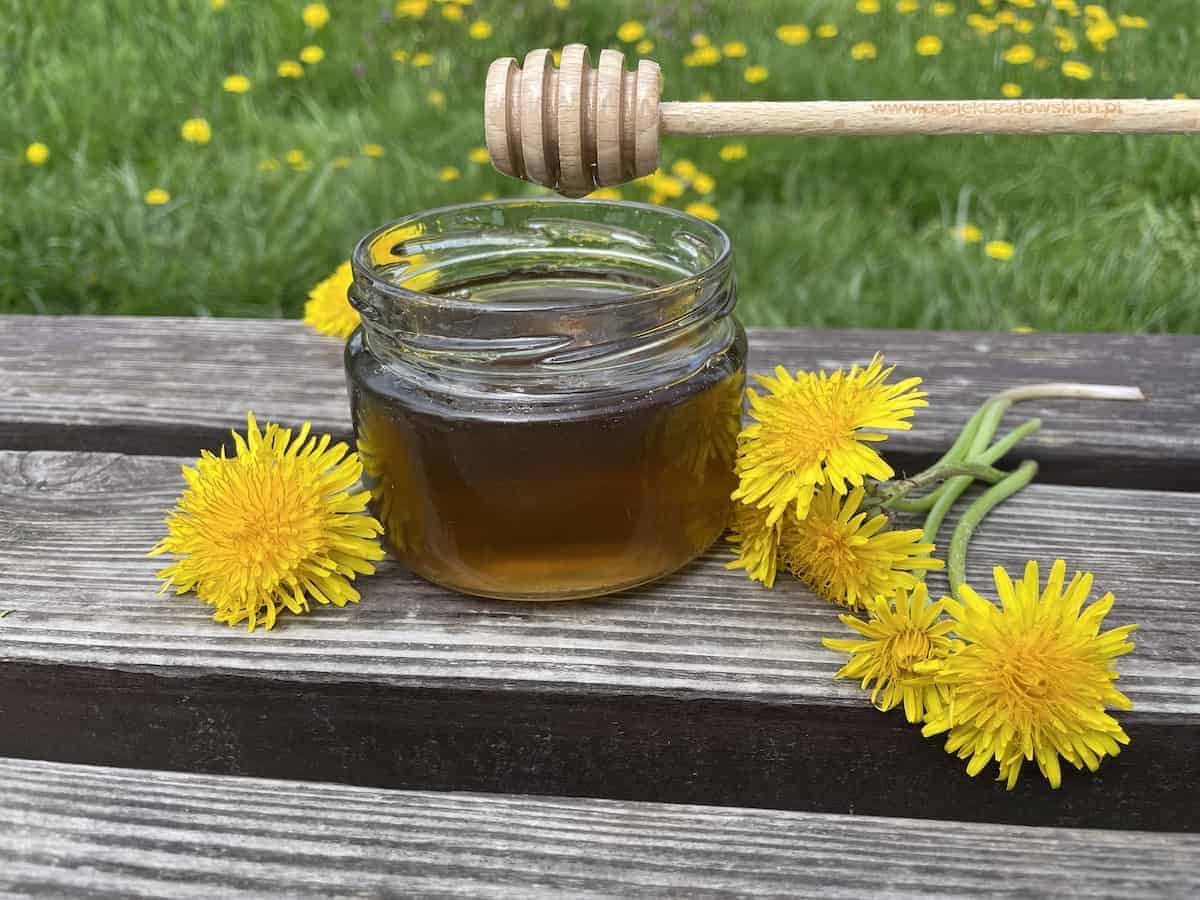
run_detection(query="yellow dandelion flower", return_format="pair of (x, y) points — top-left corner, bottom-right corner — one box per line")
(1014, 19), (1034, 33)
(732, 356), (927, 524)
(966, 14), (998, 34)
(1011, 325), (1036, 333)
(468, 19), (492, 39)
(857, 0), (881, 12)
(816, 24), (839, 38)
(552, 49), (562, 65)
(277, 59), (304, 78)
(986, 240), (1015, 260)
(210, 0), (227, 9)
(683, 45), (721, 66)
(258, 158), (280, 173)
(301, 2), (330, 29)
(725, 500), (782, 588)
(922, 560), (1137, 789)
(636, 39), (655, 54)
(931, 2), (955, 16)
(150, 413), (385, 632)
(995, 10), (1016, 25)
(144, 187), (170, 205)
(285, 148), (307, 167)
(851, 41), (878, 61)
(1056, 30), (1079, 52)
(642, 170), (685, 198)
(1118, 14), (1147, 29)
(1083, 3), (1109, 20)
(332, 156), (352, 170)
(395, 0), (428, 18)
(427, 89), (446, 110)
(441, 3), (463, 22)
(719, 142), (748, 161)
(1174, 92), (1190, 100)
(955, 223), (983, 243)
(781, 484), (944, 610)
(411, 51), (434, 67)
(180, 117), (212, 145)
(744, 65), (769, 84)
(648, 192), (667, 205)
(552, 0), (569, 8)
(896, 0), (919, 14)
(691, 172), (716, 194)
(1009, 0), (1035, 7)
(776, 24), (811, 46)
(300, 45), (325, 64)
(823, 583), (961, 722)
(1052, 0), (1079, 13)
(1001, 82), (1023, 98)
(587, 187), (622, 200)
(1063, 59), (1096, 79)
(685, 201), (719, 221)
(25, 142), (49, 166)
(722, 41), (748, 58)
(1003, 43), (1035, 64)
(362, 143), (385, 158)
(915, 35), (943, 56)
(671, 159), (699, 179)
(223, 73), (251, 93)
(617, 20), (645, 43)
(468, 146), (491, 164)
(439, 165), (460, 181)
(303, 260), (359, 339)
(691, 34), (711, 48)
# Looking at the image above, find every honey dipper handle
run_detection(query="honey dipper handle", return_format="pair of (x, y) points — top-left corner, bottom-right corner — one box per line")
(660, 99), (1200, 137)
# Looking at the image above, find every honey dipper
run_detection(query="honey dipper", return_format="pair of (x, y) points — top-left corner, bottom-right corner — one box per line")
(485, 45), (1200, 196)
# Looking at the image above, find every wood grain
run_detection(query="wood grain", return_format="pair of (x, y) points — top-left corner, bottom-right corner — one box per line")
(2, 316), (1196, 488)
(4, 758), (1198, 899)
(2, 449), (1198, 829)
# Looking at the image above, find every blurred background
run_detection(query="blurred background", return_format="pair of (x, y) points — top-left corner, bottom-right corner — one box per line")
(4, 0), (1199, 331)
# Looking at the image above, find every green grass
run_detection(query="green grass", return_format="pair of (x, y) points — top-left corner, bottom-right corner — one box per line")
(3, 0), (1200, 332)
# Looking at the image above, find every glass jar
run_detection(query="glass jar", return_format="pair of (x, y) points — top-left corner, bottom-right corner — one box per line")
(346, 199), (745, 600)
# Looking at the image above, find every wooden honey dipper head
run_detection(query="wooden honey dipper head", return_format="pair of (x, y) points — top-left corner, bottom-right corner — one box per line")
(485, 45), (662, 196)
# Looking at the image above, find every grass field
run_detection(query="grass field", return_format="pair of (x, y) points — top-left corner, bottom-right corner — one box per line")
(4, 0), (1200, 332)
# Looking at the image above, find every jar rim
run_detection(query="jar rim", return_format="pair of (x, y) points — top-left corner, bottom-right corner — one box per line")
(349, 198), (732, 313)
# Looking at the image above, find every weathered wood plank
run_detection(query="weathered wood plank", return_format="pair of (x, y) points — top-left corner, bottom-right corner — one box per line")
(2, 449), (1198, 829)
(3, 759), (1197, 900)
(1, 316), (1197, 487)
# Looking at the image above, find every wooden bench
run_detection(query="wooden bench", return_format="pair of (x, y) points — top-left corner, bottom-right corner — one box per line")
(2, 316), (1199, 893)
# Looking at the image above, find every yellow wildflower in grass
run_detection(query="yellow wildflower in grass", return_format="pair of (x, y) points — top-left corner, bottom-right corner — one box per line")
(300, 45), (325, 64)
(1003, 43), (1035, 64)
(744, 65), (769, 84)
(823, 583), (960, 722)
(210, 0), (227, 9)
(644, 170), (685, 198)
(439, 166), (460, 181)
(896, 0), (919, 14)
(427, 89), (446, 110)
(670, 159), (698, 179)
(25, 142), (49, 166)
(1056, 29), (1079, 52)
(851, 41), (878, 61)
(1014, 19), (1034, 33)
(995, 10), (1016, 25)
(180, 117), (212, 145)
(915, 35), (943, 56)
(222, 73), (251, 93)
(931, 2), (955, 15)
(781, 485), (944, 611)
(301, 3), (330, 29)
(468, 20), (492, 39)
(1118, 14), (1147, 29)
(617, 20), (645, 43)
(732, 356), (927, 524)
(856, 0), (881, 12)
(1053, 0), (1079, 12)
(1086, 19), (1119, 51)
(395, 0), (429, 17)
(691, 34), (711, 48)
(1175, 92), (1190, 100)
(411, 51), (434, 67)
(1062, 60), (1094, 80)
(697, 91), (715, 102)
(1009, 0), (1036, 7)
(144, 188), (171, 205)
(285, 148), (308, 167)
(552, 49), (562, 66)
(955, 223), (983, 243)
(726, 500), (783, 588)
(1083, 4), (1110, 20)
(587, 187), (622, 200)
(362, 143), (385, 158)
(985, 240), (1015, 260)
(441, 3), (464, 22)
(636, 39), (654, 54)
(685, 201), (719, 221)
(479, 191), (497, 200)
(303, 261), (359, 339)
(1001, 82), (1023, 98)
(392, 49), (409, 63)
(776, 24), (811, 46)
(692, 172), (716, 194)
(468, 146), (491, 164)
(966, 14), (998, 34)
(683, 45), (721, 67)
(816, 24), (838, 38)
(332, 156), (352, 170)
(720, 142), (748, 161)
(259, 158), (282, 174)
(922, 560), (1137, 789)
(277, 60), (304, 78)
(552, 0), (569, 8)
(722, 41), (748, 58)
(150, 413), (385, 632)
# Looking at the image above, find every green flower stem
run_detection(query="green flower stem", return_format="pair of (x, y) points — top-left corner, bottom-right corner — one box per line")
(946, 460), (1039, 597)
(976, 418), (1042, 466)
